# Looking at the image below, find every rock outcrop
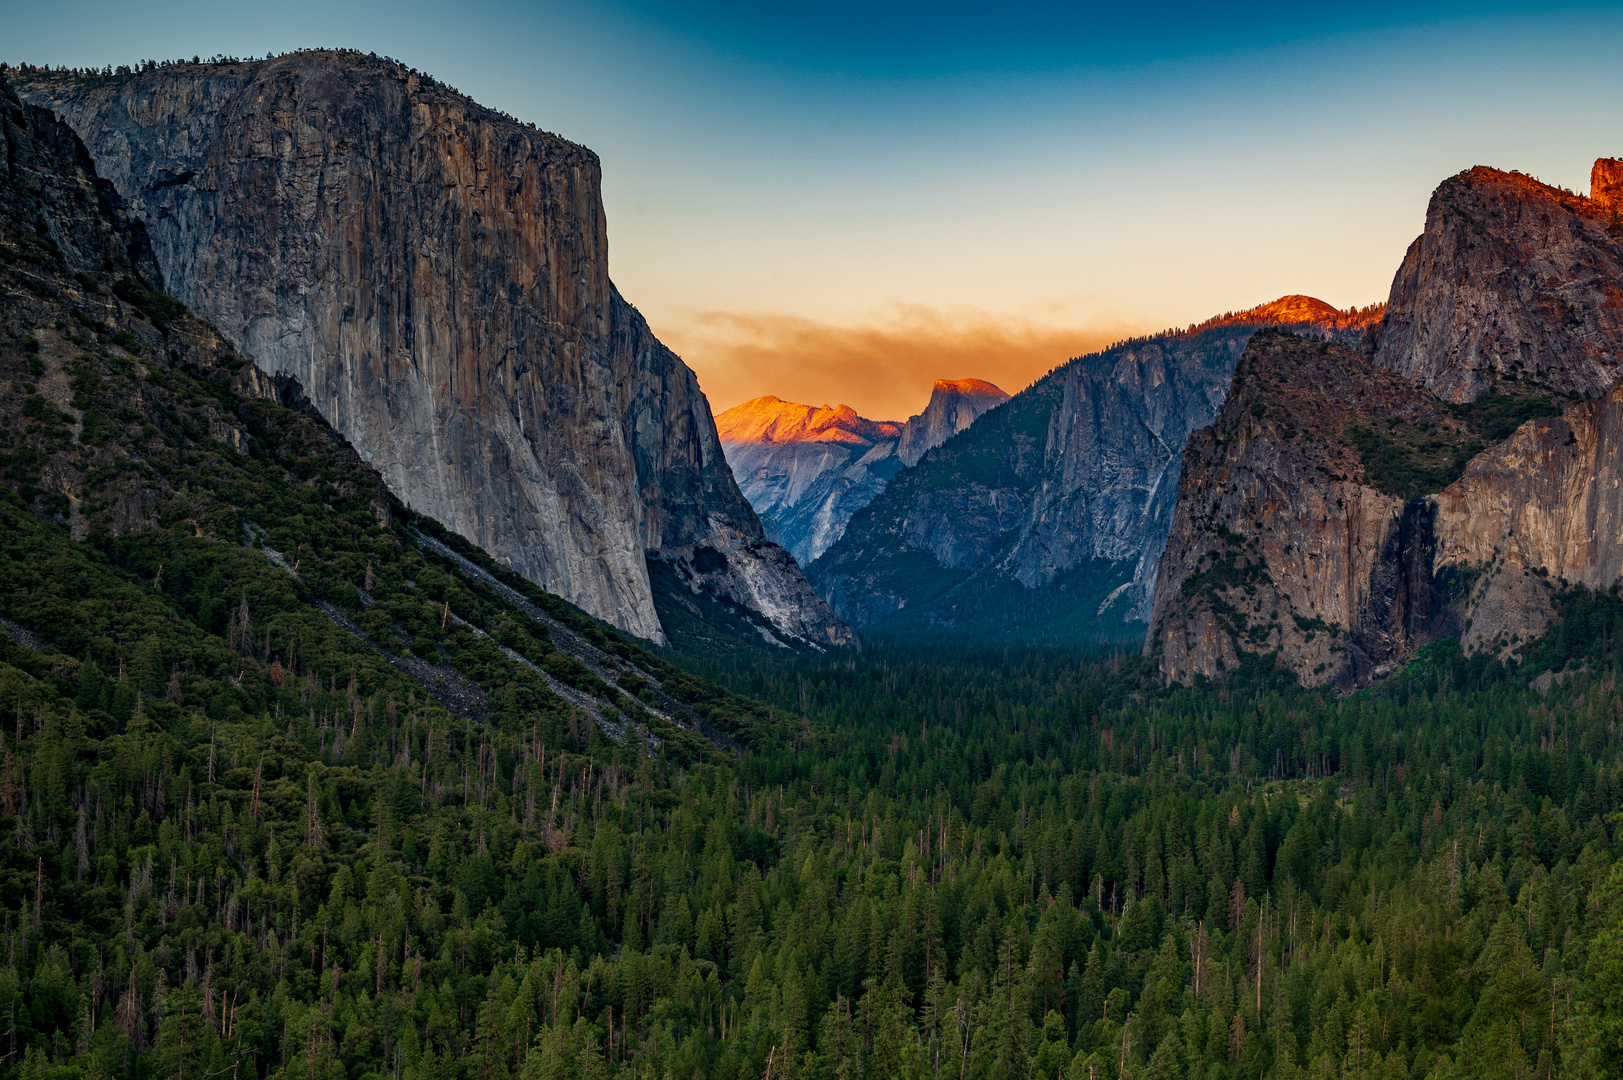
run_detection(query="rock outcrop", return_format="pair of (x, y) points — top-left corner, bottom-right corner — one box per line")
(1594, 158), (1623, 209)
(1366, 164), (1623, 403)
(1149, 158), (1623, 687)
(1149, 332), (1623, 688)
(1429, 383), (1623, 656)
(811, 298), (1379, 641)
(14, 52), (850, 648)
(1146, 333), (1472, 687)
(716, 397), (904, 566)
(896, 379), (1009, 466)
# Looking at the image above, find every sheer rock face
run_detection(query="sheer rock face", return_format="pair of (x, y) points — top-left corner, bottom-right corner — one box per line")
(1146, 335), (1460, 688)
(1429, 384), (1623, 655)
(0, 77), (162, 291)
(716, 397), (903, 567)
(1149, 334), (1623, 687)
(1366, 164), (1623, 404)
(17, 53), (849, 647)
(896, 379), (1009, 467)
(1010, 338), (1235, 618)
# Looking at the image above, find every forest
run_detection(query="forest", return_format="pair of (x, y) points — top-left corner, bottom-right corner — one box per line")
(6, 473), (1623, 1080)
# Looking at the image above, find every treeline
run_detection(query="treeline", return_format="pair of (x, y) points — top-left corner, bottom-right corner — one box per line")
(4, 50), (564, 140)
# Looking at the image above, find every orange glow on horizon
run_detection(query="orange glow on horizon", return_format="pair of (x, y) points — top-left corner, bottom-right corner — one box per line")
(660, 305), (1135, 422)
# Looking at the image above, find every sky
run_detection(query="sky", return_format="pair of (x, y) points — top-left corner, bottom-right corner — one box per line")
(7, 0), (1623, 418)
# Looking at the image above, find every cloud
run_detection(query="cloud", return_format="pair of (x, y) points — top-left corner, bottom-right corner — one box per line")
(659, 304), (1139, 421)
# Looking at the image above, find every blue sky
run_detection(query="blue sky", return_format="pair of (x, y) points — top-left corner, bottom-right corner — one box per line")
(7, 1), (1622, 416)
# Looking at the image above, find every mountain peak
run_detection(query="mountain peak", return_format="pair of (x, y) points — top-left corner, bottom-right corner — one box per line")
(1204, 294), (1384, 333)
(715, 396), (901, 446)
(932, 377), (1010, 400)
(898, 377), (1010, 467)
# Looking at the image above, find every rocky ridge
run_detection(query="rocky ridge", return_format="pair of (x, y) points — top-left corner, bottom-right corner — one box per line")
(809, 297), (1379, 641)
(12, 53), (850, 650)
(0, 70), (377, 533)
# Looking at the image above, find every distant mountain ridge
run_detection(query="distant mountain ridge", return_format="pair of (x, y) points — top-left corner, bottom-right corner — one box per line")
(1201, 294), (1385, 334)
(716, 398), (902, 447)
(808, 296), (1379, 642)
(717, 378), (1008, 566)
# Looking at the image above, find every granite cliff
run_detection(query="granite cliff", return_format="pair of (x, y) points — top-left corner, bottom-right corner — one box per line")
(1150, 159), (1623, 687)
(12, 52), (850, 649)
(1366, 164), (1623, 403)
(809, 297), (1379, 641)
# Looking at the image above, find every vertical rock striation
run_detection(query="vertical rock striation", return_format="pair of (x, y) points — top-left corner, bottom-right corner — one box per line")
(15, 53), (849, 648)
(0, 69), (392, 545)
(1010, 338), (1234, 618)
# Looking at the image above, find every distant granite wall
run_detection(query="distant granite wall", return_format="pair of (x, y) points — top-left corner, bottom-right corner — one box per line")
(897, 379), (1009, 467)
